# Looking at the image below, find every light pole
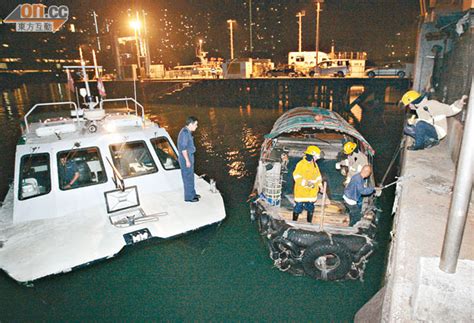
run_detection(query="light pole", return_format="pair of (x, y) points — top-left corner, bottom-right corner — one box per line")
(142, 10), (151, 77)
(248, 0), (253, 53)
(227, 19), (236, 60)
(92, 10), (101, 51)
(198, 39), (203, 55)
(130, 17), (142, 70)
(314, 0), (324, 66)
(296, 11), (305, 52)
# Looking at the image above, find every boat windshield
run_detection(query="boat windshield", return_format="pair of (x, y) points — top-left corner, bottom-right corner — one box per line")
(109, 141), (158, 178)
(150, 137), (180, 170)
(57, 147), (108, 190)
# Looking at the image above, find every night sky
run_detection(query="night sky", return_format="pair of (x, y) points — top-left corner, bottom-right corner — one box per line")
(0, 0), (420, 67)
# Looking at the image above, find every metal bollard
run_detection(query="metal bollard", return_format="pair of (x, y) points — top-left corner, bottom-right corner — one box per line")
(439, 80), (474, 273)
(210, 179), (217, 193)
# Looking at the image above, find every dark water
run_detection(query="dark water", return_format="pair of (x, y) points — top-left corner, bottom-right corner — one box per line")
(0, 83), (404, 321)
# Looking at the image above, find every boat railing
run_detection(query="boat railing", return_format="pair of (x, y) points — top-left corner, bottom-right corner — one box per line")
(99, 98), (145, 121)
(24, 101), (79, 134)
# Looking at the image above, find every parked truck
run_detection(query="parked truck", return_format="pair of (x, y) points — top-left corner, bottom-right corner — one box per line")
(288, 51), (330, 75)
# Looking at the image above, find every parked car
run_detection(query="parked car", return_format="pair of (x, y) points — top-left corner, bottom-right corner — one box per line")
(365, 62), (413, 78)
(266, 66), (297, 77)
(309, 59), (350, 77)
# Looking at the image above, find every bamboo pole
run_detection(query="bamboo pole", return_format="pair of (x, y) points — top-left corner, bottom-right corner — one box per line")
(319, 181), (327, 228)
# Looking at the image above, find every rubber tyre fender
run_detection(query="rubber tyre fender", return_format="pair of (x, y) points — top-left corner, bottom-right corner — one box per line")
(257, 213), (270, 234)
(367, 71), (376, 78)
(302, 243), (352, 280)
(397, 71), (405, 78)
(353, 242), (374, 263)
(272, 237), (300, 258)
(332, 234), (367, 253)
(286, 229), (329, 247)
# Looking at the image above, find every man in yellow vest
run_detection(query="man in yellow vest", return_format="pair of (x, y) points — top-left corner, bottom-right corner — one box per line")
(293, 145), (323, 223)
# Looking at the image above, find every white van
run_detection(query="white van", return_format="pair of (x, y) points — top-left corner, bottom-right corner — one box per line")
(288, 51), (329, 74)
(309, 59), (366, 77)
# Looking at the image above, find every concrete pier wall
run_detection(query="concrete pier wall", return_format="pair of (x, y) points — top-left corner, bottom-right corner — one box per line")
(356, 6), (473, 322)
(100, 78), (409, 112)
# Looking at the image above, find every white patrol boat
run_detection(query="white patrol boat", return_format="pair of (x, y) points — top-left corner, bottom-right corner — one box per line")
(0, 96), (226, 283)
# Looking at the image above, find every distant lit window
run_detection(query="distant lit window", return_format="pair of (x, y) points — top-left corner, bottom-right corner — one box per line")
(19, 153), (51, 200)
(110, 141), (157, 178)
(151, 137), (180, 170)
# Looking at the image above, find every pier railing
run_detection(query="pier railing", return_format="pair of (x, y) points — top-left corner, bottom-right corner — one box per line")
(440, 80), (473, 273)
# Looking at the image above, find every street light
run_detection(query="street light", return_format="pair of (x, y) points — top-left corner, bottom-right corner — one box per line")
(198, 39), (203, 55)
(129, 14), (142, 70)
(296, 11), (305, 52)
(227, 19), (236, 60)
(314, 0), (324, 67)
(129, 19), (141, 30)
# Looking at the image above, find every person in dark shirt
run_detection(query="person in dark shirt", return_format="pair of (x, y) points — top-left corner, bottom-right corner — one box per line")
(343, 165), (381, 226)
(59, 156), (80, 190)
(177, 116), (200, 202)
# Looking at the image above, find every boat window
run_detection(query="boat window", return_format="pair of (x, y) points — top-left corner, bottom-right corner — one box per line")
(109, 141), (158, 178)
(57, 147), (108, 190)
(18, 153), (51, 200)
(150, 137), (180, 170)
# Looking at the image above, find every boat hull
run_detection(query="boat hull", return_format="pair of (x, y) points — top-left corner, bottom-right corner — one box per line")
(0, 180), (225, 283)
(251, 200), (376, 281)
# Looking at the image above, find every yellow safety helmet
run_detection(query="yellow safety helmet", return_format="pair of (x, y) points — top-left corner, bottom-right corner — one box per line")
(343, 141), (357, 155)
(401, 90), (422, 106)
(305, 145), (321, 157)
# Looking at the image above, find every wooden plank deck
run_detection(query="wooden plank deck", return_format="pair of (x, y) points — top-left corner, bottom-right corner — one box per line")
(279, 201), (350, 227)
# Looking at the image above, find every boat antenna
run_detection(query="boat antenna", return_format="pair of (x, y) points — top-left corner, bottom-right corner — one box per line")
(75, 86), (80, 110)
(133, 69), (138, 113)
(79, 46), (94, 109)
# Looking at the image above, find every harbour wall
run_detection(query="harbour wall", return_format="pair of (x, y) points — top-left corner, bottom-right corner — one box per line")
(101, 78), (410, 111)
(356, 8), (473, 322)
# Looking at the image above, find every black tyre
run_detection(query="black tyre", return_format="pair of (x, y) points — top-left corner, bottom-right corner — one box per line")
(367, 71), (376, 78)
(302, 243), (352, 280)
(250, 207), (256, 221)
(272, 237), (300, 258)
(309, 71), (315, 77)
(257, 214), (270, 234)
(286, 229), (329, 248)
(337, 71), (345, 78)
(397, 71), (406, 78)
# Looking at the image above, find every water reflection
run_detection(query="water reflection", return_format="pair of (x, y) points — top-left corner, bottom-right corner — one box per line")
(2, 91), (12, 115)
(199, 128), (217, 156)
(241, 126), (259, 156)
(226, 150), (248, 178)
